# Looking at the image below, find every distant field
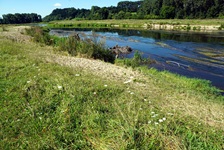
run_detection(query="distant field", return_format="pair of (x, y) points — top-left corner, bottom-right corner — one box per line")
(49, 19), (224, 26)
(47, 19), (224, 32)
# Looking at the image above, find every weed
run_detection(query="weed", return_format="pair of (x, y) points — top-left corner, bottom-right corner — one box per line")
(116, 51), (152, 68)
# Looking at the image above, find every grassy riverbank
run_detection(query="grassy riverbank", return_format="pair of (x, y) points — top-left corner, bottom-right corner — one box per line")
(47, 19), (224, 32)
(1, 26), (224, 149)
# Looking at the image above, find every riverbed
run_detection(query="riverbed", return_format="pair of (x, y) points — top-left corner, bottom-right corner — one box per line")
(50, 28), (224, 90)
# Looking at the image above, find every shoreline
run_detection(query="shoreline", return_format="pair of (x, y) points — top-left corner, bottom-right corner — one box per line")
(47, 19), (224, 33)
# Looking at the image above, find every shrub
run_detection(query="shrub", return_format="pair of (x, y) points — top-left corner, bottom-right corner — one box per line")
(25, 27), (52, 45)
(25, 27), (115, 63)
(118, 51), (152, 68)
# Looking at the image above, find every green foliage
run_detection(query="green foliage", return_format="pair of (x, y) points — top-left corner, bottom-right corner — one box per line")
(1, 13), (41, 24)
(25, 27), (53, 45)
(41, 0), (223, 22)
(26, 27), (115, 63)
(218, 24), (224, 30)
(160, 6), (175, 19)
(116, 51), (152, 68)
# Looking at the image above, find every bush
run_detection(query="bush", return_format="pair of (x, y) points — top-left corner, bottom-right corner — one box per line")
(25, 27), (53, 45)
(25, 27), (115, 63)
(118, 51), (152, 68)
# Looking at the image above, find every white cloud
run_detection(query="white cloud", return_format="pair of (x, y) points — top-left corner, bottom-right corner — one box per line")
(54, 3), (62, 7)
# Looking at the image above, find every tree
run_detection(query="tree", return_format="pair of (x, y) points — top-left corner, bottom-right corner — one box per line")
(160, 5), (175, 19)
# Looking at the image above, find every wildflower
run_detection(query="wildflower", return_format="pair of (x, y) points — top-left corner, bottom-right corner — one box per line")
(159, 119), (163, 123)
(144, 99), (147, 102)
(130, 92), (134, 95)
(57, 85), (62, 90)
(27, 81), (31, 83)
(162, 117), (166, 121)
(151, 112), (155, 114)
(148, 101), (151, 104)
(139, 107), (142, 110)
(75, 74), (80, 77)
(152, 114), (158, 118)
(148, 121), (151, 124)
(154, 122), (159, 125)
(93, 92), (97, 95)
(104, 84), (108, 87)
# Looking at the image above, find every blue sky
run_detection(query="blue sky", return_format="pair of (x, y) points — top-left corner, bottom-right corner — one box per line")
(0, 0), (138, 18)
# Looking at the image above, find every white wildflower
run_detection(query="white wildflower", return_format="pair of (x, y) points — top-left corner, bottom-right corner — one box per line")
(159, 119), (163, 123)
(57, 85), (62, 90)
(27, 81), (31, 83)
(93, 92), (97, 95)
(154, 122), (159, 125)
(130, 92), (134, 95)
(104, 84), (108, 87)
(148, 121), (151, 124)
(163, 117), (166, 121)
(144, 99), (147, 102)
(151, 112), (155, 114)
(75, 74), (80, 77)
(152, 114), (158, 118)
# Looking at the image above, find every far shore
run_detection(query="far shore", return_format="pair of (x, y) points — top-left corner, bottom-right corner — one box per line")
(46, 19), (224, 33)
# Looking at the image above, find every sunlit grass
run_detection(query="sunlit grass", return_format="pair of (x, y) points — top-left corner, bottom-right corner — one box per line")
(49, 19), (224, 26)
(0, 27), (224, 149)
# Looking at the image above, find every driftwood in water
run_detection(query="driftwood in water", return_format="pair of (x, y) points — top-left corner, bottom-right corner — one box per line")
(109, 45), (133, 58)
(166, 61), (190, 69)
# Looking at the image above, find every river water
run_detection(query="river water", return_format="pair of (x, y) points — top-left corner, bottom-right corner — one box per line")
(50, 28), (224, 90)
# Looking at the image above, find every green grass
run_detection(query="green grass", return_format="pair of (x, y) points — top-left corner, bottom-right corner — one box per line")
(47, 19), (224, 31)
(1, 27), (224, 149)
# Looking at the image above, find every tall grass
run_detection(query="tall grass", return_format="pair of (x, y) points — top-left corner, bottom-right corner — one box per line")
(25, 27), (115, 63)
(1, 27), (224, 149)
(116, 50), (153, 68)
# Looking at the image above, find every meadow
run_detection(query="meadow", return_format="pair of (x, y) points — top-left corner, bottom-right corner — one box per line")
(47, 19), (224, 31)
(0, 25), (224, 149)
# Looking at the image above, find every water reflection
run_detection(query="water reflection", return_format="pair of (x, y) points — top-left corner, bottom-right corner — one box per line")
(50, 28), (224, 90)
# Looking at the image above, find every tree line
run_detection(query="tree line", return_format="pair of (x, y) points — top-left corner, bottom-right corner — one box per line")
(0, 13), (42, 24)
(1, 0), (224, 24)
(43, 0), (224, 21)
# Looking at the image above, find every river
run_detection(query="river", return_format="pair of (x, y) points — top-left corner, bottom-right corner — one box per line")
(50, 28), (224, 91)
